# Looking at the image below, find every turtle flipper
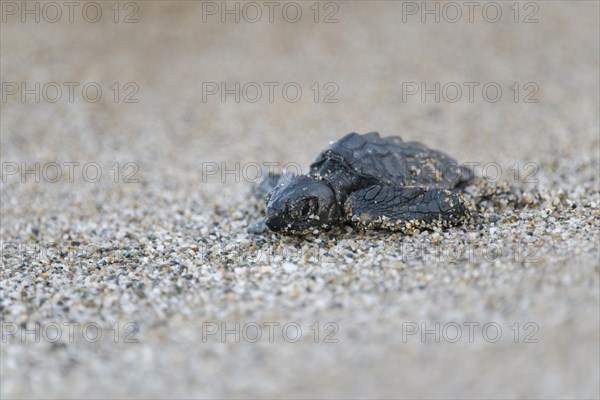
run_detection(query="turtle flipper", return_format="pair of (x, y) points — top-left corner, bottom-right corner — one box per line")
(252, 169), (298, 198)
(252, 172), (283, 198)
(344, 185), (469, 232)
(249, 170), (298, 234)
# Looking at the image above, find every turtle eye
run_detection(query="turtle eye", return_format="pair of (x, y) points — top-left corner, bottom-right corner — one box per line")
(301, 201), (312, 216)
(286, 198), (318, 220)
(300, 197), (319, 217)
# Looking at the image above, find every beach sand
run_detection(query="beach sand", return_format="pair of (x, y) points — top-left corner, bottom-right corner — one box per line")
(1, 2), (599, 398)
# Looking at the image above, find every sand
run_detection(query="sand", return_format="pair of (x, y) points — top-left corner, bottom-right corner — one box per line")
(1, 1), (599, 398)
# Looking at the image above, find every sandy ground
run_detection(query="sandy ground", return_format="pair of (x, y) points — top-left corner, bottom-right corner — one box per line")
(1, 1), (599, 398)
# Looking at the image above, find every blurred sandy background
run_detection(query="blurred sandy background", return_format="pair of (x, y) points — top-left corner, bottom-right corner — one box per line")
(1, 1), (599, 398)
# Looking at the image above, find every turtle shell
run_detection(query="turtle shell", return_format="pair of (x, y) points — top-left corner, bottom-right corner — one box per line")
(310, 132), (471, 188)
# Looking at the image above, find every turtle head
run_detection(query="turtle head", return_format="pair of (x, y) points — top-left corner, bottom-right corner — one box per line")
(265, 176), (337, 234)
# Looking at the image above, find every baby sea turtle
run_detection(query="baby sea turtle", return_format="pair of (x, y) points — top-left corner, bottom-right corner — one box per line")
(255, 132), (472, 235)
